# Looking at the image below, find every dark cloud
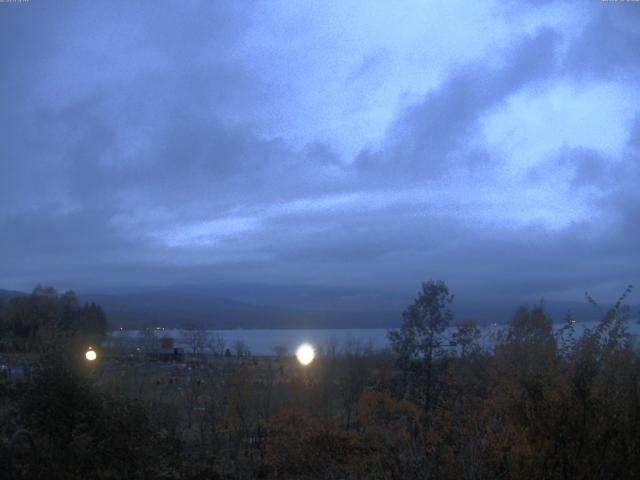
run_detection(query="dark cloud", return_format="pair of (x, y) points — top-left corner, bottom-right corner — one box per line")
(355, 28), (561, 179)
(529, 146), (613, 189)
(565, 7), (640, 80)
(566, 149), (610, 188)
(629, 115), (640, 149)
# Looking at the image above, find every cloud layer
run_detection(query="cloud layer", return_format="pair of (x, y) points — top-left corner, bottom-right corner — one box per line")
(1, 0), (639, 301)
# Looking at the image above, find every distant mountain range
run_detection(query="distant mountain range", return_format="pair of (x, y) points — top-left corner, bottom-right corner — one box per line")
(2, 284), (637, 330)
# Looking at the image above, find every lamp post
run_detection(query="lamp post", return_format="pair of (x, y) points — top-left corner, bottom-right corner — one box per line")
(295, 343), (315, 366)
(85, 347), (97, 362)
(84, 347), (98, 379)
(295, 343), (315, 395)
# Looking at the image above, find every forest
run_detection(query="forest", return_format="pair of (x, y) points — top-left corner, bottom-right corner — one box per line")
(0, 281), (639, 479)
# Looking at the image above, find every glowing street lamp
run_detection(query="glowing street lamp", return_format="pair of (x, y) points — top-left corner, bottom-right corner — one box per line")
(85, 348), (97, 362)
(296, 343), (315, 366)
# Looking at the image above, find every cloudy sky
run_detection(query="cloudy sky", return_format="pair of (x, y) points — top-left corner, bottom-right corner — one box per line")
(1, 0), (639, 301)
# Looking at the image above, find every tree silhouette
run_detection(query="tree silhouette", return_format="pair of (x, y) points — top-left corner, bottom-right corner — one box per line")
(388, 280), (454, 412)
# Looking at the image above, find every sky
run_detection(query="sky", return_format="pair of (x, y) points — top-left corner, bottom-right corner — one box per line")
(1, 0), (639, 302)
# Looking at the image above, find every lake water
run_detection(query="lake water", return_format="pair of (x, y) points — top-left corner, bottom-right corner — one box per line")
(108, 321), (640, 356)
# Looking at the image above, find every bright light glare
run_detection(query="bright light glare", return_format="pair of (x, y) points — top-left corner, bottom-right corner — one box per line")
(296, 343), (315, 366)
(85, 349), (97, 361)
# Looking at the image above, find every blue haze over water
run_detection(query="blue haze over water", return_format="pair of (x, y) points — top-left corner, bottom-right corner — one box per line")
(109, 321), (640, 356)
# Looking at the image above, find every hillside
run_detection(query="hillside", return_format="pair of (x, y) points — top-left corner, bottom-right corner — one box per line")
(3, 285), (633, 330)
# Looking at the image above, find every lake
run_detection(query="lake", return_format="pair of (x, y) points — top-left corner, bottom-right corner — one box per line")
(108, 320), (640, 356)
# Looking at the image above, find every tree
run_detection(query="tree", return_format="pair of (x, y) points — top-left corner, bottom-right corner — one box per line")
(16, 347), (180, 479)
(7, 287), (58, 350)
(497, 303), (556, 374)
(233, 339), (250, 357)
(453, 319), (481, 357)
(79, 302), (108, 345)
(337, 345), (370, 430)
(388, 280), (454, 411)
(183, 324), (210, 356)
(207, 332), (226, 356)
(505, 304), (554, 347)
(58, 290), (81, 332)
(3, 288), (108, 352)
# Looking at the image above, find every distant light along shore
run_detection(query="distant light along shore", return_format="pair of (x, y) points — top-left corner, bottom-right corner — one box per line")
(107, 321), (640, 356)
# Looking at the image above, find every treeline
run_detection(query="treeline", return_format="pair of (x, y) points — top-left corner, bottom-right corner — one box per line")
(1, 281), (639, 479)
(0, 285), (108, 351)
